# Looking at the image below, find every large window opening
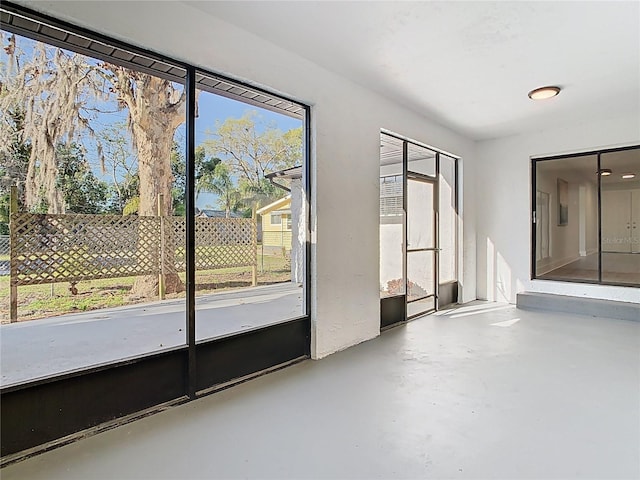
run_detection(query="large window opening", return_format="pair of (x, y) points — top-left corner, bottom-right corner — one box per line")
(532, 145), (640, 286)
(193, 77), (306, 343)
(0, 24), (189, 385)
(0, 3), (310, 460)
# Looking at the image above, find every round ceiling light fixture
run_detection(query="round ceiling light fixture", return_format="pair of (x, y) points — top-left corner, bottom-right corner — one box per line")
(598, 168), (612, 176)
(528, 86), (561, 100)
(622, 173), (636, 179)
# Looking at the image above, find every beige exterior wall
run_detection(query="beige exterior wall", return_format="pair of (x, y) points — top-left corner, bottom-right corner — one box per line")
(260, 200), (292, 250)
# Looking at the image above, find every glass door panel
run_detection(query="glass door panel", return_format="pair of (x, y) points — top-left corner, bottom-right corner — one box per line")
(439, 154), (457, 283)
(407, 180), (434, 249)
(600, 149), (640, 284)
(407, 143), (436, 177)
(406, 177), (437, 318)
(407, 250), (435, 301)
(380, 134), (405, 298)
(407, 297), (436, 318)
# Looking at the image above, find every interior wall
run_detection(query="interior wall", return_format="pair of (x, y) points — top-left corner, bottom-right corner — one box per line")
(476, 114), (640, 304)
(535, 169), (582, 273)
(23, 1), (477, 358)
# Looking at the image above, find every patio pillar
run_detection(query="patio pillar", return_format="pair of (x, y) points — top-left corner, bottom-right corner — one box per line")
(251, 207), (257, 286)
(290, 179), (304, 284)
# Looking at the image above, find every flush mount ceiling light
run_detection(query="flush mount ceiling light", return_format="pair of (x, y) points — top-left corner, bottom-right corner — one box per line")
(528, 86), (561, 100)
(622, 173), (636, 179)
(598, 168), (612, 176)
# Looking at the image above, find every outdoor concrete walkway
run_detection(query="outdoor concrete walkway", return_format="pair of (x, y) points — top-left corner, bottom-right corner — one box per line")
(0, 282), (303, 387)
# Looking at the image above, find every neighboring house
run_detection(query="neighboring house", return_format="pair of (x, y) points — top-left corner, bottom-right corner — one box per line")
(264, 166), (304, 284)
(256, 195), (292, 252)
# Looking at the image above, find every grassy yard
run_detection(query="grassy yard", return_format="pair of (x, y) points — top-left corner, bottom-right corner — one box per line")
(0, 253), (290, 323)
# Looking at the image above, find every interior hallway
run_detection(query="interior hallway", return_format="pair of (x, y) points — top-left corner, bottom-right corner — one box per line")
(3, 303), (639, 479)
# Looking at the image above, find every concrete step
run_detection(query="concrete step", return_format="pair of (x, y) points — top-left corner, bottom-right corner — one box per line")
(516, 292), (640, 322)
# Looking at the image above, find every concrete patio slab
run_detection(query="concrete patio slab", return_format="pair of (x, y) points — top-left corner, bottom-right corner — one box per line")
(1, 282), (304, 387)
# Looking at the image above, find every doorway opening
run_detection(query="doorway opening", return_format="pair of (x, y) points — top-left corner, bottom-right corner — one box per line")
(379, 132), (459, 328)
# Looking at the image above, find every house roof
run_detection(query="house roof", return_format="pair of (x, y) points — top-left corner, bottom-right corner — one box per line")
(256, 195), (291, 215)
(197, 209), (243, 218)
(265, 165), (302, 180)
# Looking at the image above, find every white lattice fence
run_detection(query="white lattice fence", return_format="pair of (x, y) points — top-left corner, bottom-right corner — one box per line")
(9, 212), (258, 321)
(10, 214), (258, 286)
(0, 235), (9, 256)
(10, 213), (161, 286)
(166, 217), (257, 273)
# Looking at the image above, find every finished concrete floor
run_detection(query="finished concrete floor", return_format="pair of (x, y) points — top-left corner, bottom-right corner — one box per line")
(2, 303), (639, 479)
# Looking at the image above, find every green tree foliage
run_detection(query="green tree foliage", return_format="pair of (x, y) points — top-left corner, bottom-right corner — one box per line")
(98, 123), (139, 214)
(122, 196), (139, 216)
(0, 108), (30, 233)
(203, 111), (303, 209)
(198, 162), (244, 217)
(170, 142), (186, 216)
(120, 144), (222, 217)
(56, 143), (109, 214)
(195, 145), (222, 182)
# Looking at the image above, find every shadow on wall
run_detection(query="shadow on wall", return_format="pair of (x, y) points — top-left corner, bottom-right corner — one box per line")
(480, 237), (525, 303)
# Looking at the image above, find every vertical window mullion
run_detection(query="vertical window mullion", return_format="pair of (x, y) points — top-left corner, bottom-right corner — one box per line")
(597, 152), (602, 284)
(435, 153), (440, 310)
(402, 140), (408, 317)
(531, 160), (537, 279)
(185, 66), (197, 399)
(304, 107), (311, 350)
(454, 157), (459, 283)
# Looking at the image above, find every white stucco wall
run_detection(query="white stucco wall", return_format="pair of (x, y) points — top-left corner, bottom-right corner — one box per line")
(25, 1), (477, 358)
(476, 113), (640, 304)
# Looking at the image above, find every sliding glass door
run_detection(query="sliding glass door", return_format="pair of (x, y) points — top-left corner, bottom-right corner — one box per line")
(532, 145), (640, 286)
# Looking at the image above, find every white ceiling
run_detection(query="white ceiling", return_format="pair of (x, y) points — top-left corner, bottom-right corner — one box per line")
(186, 1), (640, 141)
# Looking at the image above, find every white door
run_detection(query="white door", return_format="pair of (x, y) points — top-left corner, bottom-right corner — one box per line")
(632, 190), (640, 253)
(602, 190), (632, 253)
(536, 191), (550, 260)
